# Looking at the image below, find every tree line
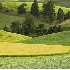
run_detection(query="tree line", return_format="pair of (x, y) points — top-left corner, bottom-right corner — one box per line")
(17, 0), (70, 23)
(0, 0), (70, 23)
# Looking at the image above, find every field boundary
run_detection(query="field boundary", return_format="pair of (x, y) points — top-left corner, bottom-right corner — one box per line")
(0, 52), (69, 57)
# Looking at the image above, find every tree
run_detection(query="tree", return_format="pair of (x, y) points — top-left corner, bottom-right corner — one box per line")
(57, 8), (64, 23)
(10, 21), (21, 34)
(3, 25), (9, 31)
(0, 2), (3, 9)
(43, 0), (56, 22)
(64, 11), (70, 20)
(22, 17), (35, 35)
(17, 3), (26, 14)
(36, 24), (46, 36)
(57, 25), (62, 32)
(30, 0), (39, 17)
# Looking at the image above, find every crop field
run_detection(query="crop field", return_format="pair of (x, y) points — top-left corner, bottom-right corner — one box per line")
(2, 2), (70, 13)
(0, 42), (70, 56)
(21, 31), (70, 46)
(0, 53), (70, 69)
(0, 30), (31, 42)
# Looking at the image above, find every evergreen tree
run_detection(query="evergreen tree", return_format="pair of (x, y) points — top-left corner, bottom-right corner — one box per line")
(30, 0), (39, 17)
(22, 17), (35, 35)
(0, 2), (3, 9)
(57, 8), (64, 23)
(36, 24), (46, 36)
(10, 21), (21, 34)
(43, 0), (56, 22)
(17, 3), (26, 14)
(3, 25), (9, 31)
(64, 11), (70, 20)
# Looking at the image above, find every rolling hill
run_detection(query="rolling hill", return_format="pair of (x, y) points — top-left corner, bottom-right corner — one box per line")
(21, 30), (70, 46)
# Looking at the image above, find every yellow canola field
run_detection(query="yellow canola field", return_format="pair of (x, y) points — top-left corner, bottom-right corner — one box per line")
(0, 42), (70, 55)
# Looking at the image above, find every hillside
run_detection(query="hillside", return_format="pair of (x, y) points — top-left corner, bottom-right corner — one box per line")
(0, 13), (50, 30)
(0, 30), (31, 42)
(61, 19), (70, 31)
(2, 2), (70, 12)
(21, 31), (70, 46)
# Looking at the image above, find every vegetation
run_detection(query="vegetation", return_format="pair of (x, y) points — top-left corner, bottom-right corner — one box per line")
(30, 0), (39, 17)
(0, 42), (70, 55)
(0, 30), (31, 42)
(0, 53), (70, 68)
(43, 0), (56, 22)
(21, 31), (70, 46)
(57, 8), (64, 23)
(2, 2), (70, 12)
(17, 3), (26, 14)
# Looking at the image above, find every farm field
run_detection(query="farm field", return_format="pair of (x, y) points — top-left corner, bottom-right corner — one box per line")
(0, 42), (70, 56)
(0, 30), (31, 42)
(2, 2), (70, 13)
(0, 53), (70, 69)
(0, 0), (70, 69)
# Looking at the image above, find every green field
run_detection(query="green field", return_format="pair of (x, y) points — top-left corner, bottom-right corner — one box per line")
(0, 53), (70, 69)
(20, 31), (70, 46)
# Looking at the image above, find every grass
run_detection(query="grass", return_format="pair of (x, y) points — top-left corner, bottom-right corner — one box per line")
(0, 53), (70, 69)
(2, 2), (70, 13)
(0, 42), (70, 55)
(0, 30), (31, 43)
(0, 13), (24, 30)
(61, 19), (70, 31)
(0, 13), (50, 30)
(20, 31), (70, 46)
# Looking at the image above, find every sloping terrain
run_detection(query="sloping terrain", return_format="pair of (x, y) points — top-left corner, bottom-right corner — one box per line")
(21, 31), (70, 46)
(0, 30), (31, 42)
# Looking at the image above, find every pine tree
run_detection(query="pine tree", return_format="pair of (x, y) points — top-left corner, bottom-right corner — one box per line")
(43, 0), (56, 22)
(57, 8), (64, 23)
(65, 11), (70, 20)
(22, 17), (35, 35)
(17, 3), (26, 14)
(30, 0), (39, 17)
(3, 25), (9, 31)
(10, 21), (21, 34)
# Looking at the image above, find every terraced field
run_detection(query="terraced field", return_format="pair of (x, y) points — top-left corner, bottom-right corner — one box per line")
(0, 30), (70, 68)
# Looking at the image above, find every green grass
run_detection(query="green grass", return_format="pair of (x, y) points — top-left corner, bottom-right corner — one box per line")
(0, 53), (70, 69)
(0, 30), (31, 42)
(2, 2), (70, 13)
(61, 19), (70, 31)
(20, 31), (70, 46)
(0, 13), (50, 30)
(0, 13), (24, 30)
